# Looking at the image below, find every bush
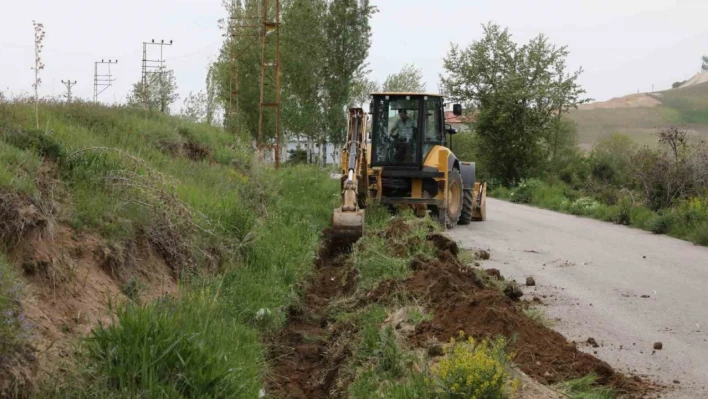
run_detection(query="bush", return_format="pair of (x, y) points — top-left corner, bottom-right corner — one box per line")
(613, 197), (632, 225)
(590, 133), (637, 186)
(630, 206), (656, 230)
(287, 148), (308, 165)
(489, 185), (511, 200)
(0, 128), (64, 161)
(649, 213), (676, 234)
(430, 334), (517, 399)
(568, 197), (601, 216)
(509, 179), (541, 204)
(692, 222), (708, 246)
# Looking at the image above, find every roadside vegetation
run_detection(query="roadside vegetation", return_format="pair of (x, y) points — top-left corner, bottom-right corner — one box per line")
(0, 99), (338, 397)
(490, 128), (708, 246)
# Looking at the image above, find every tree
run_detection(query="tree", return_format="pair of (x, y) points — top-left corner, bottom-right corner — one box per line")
(32, 20), (46, 129)
(212, 0), (375, 164)
(441, 23), (590, 185)
(544, 117), (578, 169)
(702, 55), (708, 73)
(127, 70), (179, 113)
(181, 91), (208, 122)
(205, 63), (219, 125)
(281, 0), (328, 162)
(321, 0), (377, 165)
(382, 63), (425, 92)
(349, 70), (379, 107)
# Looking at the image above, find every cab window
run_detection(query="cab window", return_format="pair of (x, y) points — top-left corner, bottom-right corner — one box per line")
(423, 97), (443, 160)
(372, 95), (421, 165)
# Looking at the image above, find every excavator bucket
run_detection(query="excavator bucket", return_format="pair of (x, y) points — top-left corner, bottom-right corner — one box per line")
(332, 207), (365, 238)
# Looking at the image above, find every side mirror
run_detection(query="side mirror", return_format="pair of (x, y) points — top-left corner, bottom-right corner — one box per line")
(368, 101), (374, 114)
(453, 103), (463, 116)
(445, 124), (458, 135)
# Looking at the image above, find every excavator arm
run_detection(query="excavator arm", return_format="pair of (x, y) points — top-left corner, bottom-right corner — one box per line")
(332, 108), (368, 238)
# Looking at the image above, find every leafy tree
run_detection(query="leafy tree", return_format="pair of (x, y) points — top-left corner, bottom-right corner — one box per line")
(441, 23), (590, 185)
(127, 70), (180, 114)
(590, 133), (637, 186)
(349, 70), (380, 107)
(544, 117), (578, 169)
(205, 63), (219, 126)
(702, 55), (708, 73)
(321, 0), (376, 165)
(181, 91), (208, 122)
(382, 63), (425, 92)
(212, 0), (375, 164)
(281, 0), (328, 161)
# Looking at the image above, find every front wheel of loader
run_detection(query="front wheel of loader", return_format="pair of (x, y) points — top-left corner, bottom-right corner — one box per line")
(438, 169), (463, 229)
(458, 189), (474, 225)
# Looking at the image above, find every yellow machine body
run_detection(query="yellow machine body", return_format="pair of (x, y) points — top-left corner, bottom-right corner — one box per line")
(332, 93), (487, 236)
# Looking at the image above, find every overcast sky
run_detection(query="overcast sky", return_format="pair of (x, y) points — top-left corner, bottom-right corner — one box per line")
(2, 0), (707, 108)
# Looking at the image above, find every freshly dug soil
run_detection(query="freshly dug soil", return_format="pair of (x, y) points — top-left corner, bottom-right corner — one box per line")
(267, 228), (359, 399)
(403, 236), (653, 397)
(267, 226), (656, 398)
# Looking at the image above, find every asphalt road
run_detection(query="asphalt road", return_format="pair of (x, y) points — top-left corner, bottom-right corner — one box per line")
(448, 198), (708, 398)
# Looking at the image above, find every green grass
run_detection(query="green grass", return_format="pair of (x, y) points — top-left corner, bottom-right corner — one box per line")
(554, 374), (615, 399)
(351, 214), (438, 290)
(522, 306), (555, 328)
(0, 100), (339, 398)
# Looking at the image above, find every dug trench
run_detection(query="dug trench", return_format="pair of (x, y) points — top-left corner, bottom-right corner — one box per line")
(266, 220), (658, 399)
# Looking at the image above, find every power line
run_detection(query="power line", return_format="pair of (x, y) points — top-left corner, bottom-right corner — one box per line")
(61, 79), (77, 102)
(93, 59), (118, 103)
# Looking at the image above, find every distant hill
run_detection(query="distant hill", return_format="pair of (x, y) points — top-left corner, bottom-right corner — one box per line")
(568, 77), (708, 149)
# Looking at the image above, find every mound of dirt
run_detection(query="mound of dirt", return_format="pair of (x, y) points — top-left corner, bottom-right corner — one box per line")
(402, 235), (652, 396)
(267, 227), (656, 398)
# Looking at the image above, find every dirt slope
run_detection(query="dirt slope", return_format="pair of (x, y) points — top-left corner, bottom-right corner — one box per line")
(449, 198), (708, 399)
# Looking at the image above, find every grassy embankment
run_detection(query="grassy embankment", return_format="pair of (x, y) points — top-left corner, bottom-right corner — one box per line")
(491, 179), (708, 246)
(0, 100), (338, 398)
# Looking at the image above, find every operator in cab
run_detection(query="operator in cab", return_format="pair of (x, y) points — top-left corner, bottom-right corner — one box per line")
(390, 109), (416, 142)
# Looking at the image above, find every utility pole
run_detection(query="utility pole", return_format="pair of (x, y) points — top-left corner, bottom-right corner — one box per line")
(61, 79), (77, 103)
(93, 59), (118, 103)
(227, 0), (261, 136)
(257, 0), (282, 168)
(141, 39), (173, 108)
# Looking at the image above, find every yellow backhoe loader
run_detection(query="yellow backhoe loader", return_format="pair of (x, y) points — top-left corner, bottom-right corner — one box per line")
(332, 92), (487, 238)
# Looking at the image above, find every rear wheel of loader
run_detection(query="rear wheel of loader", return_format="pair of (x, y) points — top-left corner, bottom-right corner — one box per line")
(438, 169), (463, 228)
(458, 189), (474, 225)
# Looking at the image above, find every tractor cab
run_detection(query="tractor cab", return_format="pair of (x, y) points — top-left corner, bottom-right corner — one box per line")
(369, 93), (461, 169)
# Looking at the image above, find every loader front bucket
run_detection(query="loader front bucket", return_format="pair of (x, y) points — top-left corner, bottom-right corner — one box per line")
(332, 207), (365, 239)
